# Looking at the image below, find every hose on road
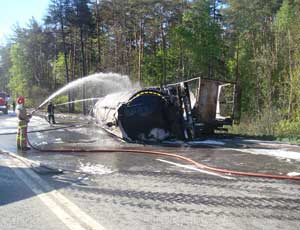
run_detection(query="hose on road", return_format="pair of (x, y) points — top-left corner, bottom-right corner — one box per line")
(0, 123), (88, 136)
(25, 122), (300, 181)
(3, 107), (297, 180)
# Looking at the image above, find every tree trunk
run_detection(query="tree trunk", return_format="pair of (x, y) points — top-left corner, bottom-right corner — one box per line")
(138, 19), (144, 81)
(161, 21), (167, 86)
(80, 27), (87, 115)
(95, 1), (101, 71)
(70, 34), (77, 113)
(234, 37), (242, 123)
(60, 10), (71, 113)
(287, 29), (293, 119)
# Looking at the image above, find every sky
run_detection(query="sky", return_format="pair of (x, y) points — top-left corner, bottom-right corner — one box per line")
(0, 0), (50, 45)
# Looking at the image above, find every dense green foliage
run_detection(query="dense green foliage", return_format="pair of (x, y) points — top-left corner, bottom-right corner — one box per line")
(1, 0), (300, 137)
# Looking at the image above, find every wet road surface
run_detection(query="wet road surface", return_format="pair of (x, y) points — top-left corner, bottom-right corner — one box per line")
(1, 111), (300, 230)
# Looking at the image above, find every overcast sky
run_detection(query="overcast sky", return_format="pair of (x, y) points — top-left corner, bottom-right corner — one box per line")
(0, 0), (49, 45)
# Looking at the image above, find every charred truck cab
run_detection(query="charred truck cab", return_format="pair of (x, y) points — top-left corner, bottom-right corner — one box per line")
(96, 77), (239, 142)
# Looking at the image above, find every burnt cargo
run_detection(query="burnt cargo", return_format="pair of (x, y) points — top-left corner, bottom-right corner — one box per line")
(95, 77), (238, 142)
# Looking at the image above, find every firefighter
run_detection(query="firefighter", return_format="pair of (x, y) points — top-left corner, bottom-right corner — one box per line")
(16, 96), (31, 151)
(12, 100), (16, 112)
(47, 101), (56, 124)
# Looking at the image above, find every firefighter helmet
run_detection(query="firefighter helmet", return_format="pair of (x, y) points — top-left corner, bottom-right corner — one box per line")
(17, 96), (25, 105)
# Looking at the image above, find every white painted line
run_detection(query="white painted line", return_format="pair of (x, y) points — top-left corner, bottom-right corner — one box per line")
(157, 159), (235, 180)
(2, 156), (85, 230)
(222, 147), (300, 161)
(2, 149), (41, 166)
(2, 152), (106, 230)
(38, 182), (106, 230)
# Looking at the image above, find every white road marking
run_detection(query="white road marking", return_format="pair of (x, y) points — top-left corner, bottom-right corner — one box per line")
(287, 172), (300, 176)
(223, 148), (300, 161)
(1, 152), (106, 230)
(157, 158), (234, 180)
(1, 155), (84, 230)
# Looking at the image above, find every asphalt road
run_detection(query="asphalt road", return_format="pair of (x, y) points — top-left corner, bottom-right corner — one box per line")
(1, 111), (300, 230)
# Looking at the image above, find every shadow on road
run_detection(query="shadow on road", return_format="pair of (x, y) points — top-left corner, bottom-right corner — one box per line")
(0, 164), (72, 207)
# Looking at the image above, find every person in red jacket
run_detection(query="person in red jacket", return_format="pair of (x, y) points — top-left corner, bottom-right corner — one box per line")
(16, 96), (31, 151)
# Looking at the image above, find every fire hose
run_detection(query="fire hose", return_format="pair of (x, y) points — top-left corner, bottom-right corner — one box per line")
(0, 123), (86, 136)
(23, 115), (300, 181)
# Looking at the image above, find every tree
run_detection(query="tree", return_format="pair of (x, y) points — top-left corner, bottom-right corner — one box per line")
(0, 45), (12, 92)
(46, 0), (73, 111)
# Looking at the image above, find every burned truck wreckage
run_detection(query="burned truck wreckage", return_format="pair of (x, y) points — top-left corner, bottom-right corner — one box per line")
(94, 77), (239, 142)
